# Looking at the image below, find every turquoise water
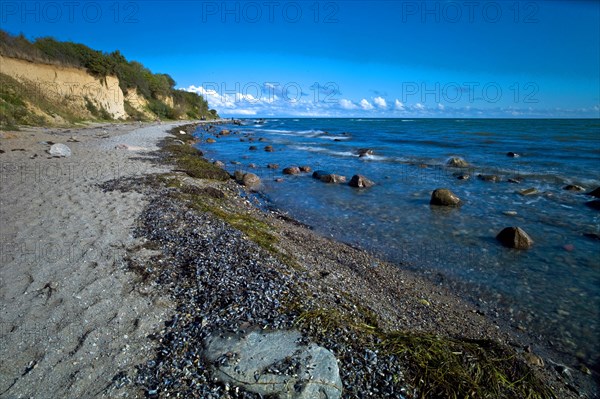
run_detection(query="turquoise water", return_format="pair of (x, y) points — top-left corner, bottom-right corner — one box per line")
(195, 118), (600, 366)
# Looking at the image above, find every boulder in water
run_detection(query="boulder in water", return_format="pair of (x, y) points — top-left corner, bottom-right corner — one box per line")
(312, 170), (331, 180)
(430, 188), (462, 207)
(496, 227), (533, 249)
(478, 174), (500, 182)
(320, 174), (346, 184)
(349, 175), (375, 188)
(283, 166), (301, 175)
(299, 165), (312, 172)
(519, 188), (539, 196)
(586, 187), (600, 198)
(242, 173), (261, 188)
(446, 157), (469, 168)
(506, 152), (520, 158)
(563, 184), (585, 192)
(357, 148), (374, 157)
(264, 145), (274, 152)
(585, 200), (600, 210)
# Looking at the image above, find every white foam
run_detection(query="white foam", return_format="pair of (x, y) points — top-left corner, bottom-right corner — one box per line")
(318, 135), (351, 141)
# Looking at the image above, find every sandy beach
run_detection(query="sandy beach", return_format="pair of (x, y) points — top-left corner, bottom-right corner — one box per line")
(0, 122), (179, 398)
(0, 122), (595, 398)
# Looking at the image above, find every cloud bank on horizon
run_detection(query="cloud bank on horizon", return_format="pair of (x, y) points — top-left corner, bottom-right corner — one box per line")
(184, 83), (600, 118)
(2, 0), (598, 118)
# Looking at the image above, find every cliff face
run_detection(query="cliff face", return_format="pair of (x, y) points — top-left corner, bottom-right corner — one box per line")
(0, 55), (127, 120)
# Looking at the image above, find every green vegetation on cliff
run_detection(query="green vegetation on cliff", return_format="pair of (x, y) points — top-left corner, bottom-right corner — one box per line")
(0, 30), (217, 129)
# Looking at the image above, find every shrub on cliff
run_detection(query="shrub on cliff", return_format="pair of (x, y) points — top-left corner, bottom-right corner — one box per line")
(0, 29), (216, 121)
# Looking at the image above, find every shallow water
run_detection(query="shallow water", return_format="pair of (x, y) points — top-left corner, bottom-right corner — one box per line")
(195, 118), (600, 365)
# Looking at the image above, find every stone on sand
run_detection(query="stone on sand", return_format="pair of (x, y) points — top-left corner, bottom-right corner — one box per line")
(48, 143), (71, 157)
(203, 329), (342, 399)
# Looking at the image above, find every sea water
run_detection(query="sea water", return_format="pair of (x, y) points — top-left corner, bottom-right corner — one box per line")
(194, 118), (600, 365)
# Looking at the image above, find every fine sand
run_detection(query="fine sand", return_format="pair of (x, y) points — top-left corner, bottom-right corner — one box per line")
(0, 123), (180, 398)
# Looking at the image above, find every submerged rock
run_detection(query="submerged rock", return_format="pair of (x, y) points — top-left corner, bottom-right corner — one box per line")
(203, 329), (342, 399)
(320, 174), (346, 184)
(519, 188), (539, 196)
(506, 152), (520, 158)
(583, 232), (600, 240)
(496, 227), (533, 249)
(283, 166), (301, 175)
(242, 173), (261, 188)
(312, 170), (331, 180)
(349, 175), (375, 188)
(478, 174), (500, 182)
(357, 148), (374, 157)
(48, 143), (71, 157)
(446, 157), (469, 168)
(249, 145), (258, 151)
(585, 200), (600, 210)
(234, 170), (245, 183)
(264, 145), (275, 152)
(586, 187), (600, 198)
(267, 163), (279, 169)
(430, 188), (462, 207)
(563, 184), (585, 192)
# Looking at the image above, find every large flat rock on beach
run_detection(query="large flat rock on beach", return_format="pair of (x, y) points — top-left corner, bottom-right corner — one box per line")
(204, 329), (342, 399)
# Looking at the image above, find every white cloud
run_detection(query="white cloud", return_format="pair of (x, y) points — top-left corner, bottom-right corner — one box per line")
(230, 109), (257, 115)
(415, 103), (425, 110)
(437, 103), (445, 110)
(360, 99), (374, 110)
(373, 96), (387, 109)
(339, 99), (358, 110)
(394, 99), (405, 110)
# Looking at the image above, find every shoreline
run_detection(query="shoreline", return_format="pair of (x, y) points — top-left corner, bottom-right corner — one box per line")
(0, 121), (596, 398)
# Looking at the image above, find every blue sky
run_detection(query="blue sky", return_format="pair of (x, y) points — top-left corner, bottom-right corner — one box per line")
(2, 0), (599, 117)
